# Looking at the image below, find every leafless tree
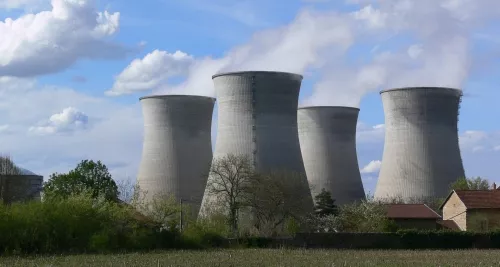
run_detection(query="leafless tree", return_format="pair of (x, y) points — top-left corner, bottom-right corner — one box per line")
(245, 170), (313, 236)
(206, 154), (254, 236)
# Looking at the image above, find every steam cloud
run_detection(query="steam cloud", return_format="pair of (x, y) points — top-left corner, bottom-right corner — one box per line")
(148, 1), (499, 107)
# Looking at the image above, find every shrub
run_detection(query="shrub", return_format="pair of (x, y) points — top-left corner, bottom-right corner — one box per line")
(0, 194), (176, 255)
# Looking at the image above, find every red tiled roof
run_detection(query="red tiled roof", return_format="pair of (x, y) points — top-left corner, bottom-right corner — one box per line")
(437, 219), (460, 231)
(385, 204), (441, 219)
(454, 190), (500, 209)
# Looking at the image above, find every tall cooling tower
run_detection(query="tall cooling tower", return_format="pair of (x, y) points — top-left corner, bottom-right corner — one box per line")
(137, 95), (215, 216)
(200, 71), (313, 216)
(374, 87), (465, 201)
(298, 106), (365, 205)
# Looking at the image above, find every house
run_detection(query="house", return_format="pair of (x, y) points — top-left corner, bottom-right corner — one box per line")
(385, 204), (442, 230)
(440, 189), (500, 232)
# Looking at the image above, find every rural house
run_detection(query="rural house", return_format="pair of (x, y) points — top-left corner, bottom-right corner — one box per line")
(385, 204), (442, 230)
(440, 189), (500, 231)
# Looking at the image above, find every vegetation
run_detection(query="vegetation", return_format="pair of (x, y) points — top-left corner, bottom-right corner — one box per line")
(205, 154), (254, 236)
(2, 249), (500, 267)
(451, 176), (490, 190)
(245, 170), (312, 237)
(313, 188), (338, 217)
(43, 160), (119, 201)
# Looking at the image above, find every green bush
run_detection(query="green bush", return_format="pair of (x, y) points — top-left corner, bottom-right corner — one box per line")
(0, 194), (177, 255)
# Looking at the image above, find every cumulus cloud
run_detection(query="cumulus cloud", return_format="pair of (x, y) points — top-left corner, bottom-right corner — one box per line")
(106, 50), (195, 96)
(0, 0), (132, 77)
(360, 160), (382, 174)
(29, 107), (89, 135)
(0, 77), (143, 180)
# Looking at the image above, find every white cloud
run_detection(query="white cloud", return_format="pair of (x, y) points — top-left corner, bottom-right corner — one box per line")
(360, 160), (382, 174)
(0, 0), (132, 77)
(0, 78), (143, 181)
(106, 50), (195, 96)
(29, 107), (89, 135)
(357, 122), (385, 143)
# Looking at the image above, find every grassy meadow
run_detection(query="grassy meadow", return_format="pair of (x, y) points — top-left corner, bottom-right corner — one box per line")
(1, 249), (500, 267)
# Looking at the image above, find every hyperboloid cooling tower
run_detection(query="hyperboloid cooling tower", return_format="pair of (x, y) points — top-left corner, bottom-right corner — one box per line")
(199, 71), (313, 216)
(374, 87), (465, 201)
(136, 95), (215, 216)
(298, 106), (365, 205)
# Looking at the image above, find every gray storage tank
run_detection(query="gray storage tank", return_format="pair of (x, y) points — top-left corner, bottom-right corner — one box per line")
(0, 167), (43, 203)
(298, 106), (365, 205)
(374, 87), (465, 201)
(199, 71), (313, 216)
(136, 95), (215, 216)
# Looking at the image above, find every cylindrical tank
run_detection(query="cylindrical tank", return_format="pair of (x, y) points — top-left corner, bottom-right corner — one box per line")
(0, 167), (43, 204)
(374, 87), (465, 201)
(136, 95), (215, 216)
(200, 71), (313, 216)
(298, 106), (365, 205)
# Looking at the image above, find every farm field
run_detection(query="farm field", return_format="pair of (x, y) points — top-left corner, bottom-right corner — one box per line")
(1, 249), (500, 267)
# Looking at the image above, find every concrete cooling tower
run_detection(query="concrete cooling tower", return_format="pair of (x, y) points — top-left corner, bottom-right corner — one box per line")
(136, 95), (215, 216)
(374, 87), (465, 202)
(199, 71), (313, 217)
(298, 106), (365, 205)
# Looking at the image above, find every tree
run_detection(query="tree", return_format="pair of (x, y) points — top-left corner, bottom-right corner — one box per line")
(314, 189), (339, 217)
(43, 160), (119, 201)
(245, 170), (313, 236)
(334, 200), (396, 232)
(450, 176), (490, 191)
(206, 154), (254, 236)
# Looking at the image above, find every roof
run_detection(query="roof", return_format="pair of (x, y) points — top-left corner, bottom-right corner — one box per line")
(437, 219), (460, 231)
(385, 204), (441, 219)
(441, 190), (500, 209)
(18, 167), (39, 176)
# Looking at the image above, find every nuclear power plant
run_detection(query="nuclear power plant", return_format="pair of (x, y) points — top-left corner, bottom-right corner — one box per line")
(136, 95), (215, 215)
(298, 106), (365, 205)
(199, 71), (313, 216)
(374, 87), (465, 201)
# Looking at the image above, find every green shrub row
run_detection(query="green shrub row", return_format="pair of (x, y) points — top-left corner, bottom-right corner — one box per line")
(0, 195), (226, 255)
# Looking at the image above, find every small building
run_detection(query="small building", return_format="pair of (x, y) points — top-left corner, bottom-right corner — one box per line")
(440, 190), (500, 232)
(385, 204), (441, 230)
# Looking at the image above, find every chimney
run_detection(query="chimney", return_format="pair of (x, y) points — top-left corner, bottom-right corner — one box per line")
(493, 183), (497, 190)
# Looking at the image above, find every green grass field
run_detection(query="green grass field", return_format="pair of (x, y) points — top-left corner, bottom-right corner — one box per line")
(1, 249), (500, 267)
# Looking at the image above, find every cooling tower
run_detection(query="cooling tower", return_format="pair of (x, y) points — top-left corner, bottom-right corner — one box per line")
(298, 106), (365, 205)
(136, 95), (215, 216)
(374, 87), (465, 202)
(199, 71), (313, 217)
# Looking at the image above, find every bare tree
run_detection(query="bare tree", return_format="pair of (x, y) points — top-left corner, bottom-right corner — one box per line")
(245, 170), (313, 236)
(206, 154), (254, 236)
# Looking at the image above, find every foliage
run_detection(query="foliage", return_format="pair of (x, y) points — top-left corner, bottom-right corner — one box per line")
(206, 154), (254, 236)
(334, 200), (396, 232)
(0, 194), (181, 254)
(43, 160), (119, 201)
(245, 170), (312, 237)
(451, 176), (490, 191)
(313, 189), (339, 217)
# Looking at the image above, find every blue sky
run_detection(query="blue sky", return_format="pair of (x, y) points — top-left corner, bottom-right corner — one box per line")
(0, 0), (499, 194)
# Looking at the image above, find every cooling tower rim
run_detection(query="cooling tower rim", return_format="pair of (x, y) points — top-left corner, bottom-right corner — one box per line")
(298, 105), (359, 111)
(380, 87), (463, 95)
(212, 71), (303, 80)
(139, 94), (216, 101)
